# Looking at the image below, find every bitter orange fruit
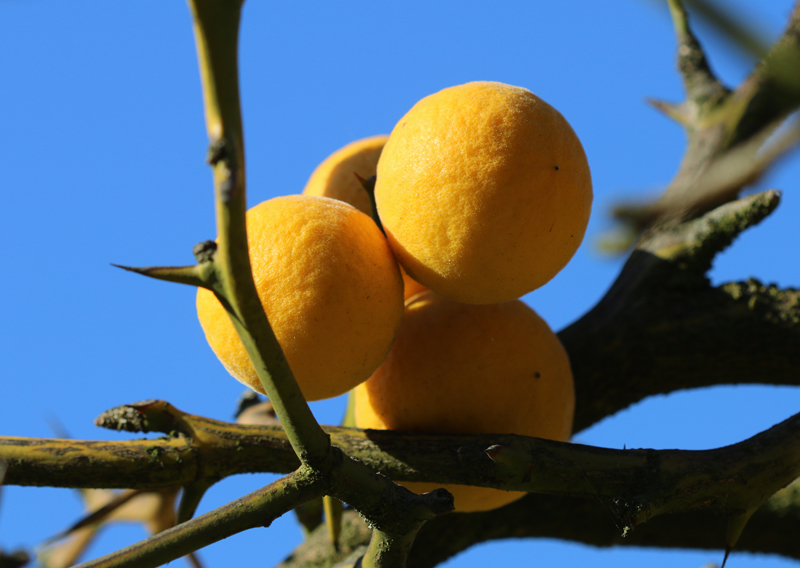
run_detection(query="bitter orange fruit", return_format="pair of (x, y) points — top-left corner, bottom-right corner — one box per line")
(302, 135), (388, 215)
(375, 81), (592, 304)
(196, 195), (404, 402)
(354, 290), (574, 512)
(302, 135), (426, 300)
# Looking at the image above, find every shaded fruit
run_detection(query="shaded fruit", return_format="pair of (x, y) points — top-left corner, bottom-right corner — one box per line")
(354, 291), (574, 512)
(303, 135), (426, 300)
(302, 135), (388, 220)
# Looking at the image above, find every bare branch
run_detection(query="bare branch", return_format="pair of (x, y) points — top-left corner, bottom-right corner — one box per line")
(74, 468), (325, 568)
(282, 480), (800, 568)
(6, 402), (800, 539)
(565, 191), (800, 431)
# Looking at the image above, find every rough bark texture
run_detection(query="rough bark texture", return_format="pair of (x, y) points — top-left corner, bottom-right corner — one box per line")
(277, 482), (800, 568)
(2, 2), (800, 567)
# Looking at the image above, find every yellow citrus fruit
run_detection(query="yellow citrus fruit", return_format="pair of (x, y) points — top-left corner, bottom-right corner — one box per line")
(303, 135), (389, 218)
(375, 81), (592, 304)
(354, 290), (574, 512)
(302, 135), (426, 300)
(196, 195), (404, 402)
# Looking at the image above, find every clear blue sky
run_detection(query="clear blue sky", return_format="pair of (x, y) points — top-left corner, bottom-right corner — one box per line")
(1, 1), (798, 567)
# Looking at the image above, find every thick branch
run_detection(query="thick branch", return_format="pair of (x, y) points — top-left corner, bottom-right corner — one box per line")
(6, 404), (800, 533)
(0, 436), (197, 489)
(281, 480), (800, 568)
(563, 190), (800, 432)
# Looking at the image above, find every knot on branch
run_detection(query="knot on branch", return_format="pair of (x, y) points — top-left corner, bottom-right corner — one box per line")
(193, 240), (217, 263)
(206, 136), (240, 203)
(95, 401), (153, 433)
(94, 400), (190, 437)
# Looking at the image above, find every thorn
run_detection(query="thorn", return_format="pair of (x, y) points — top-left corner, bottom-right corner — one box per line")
(112, 263), (207, 288)
(721, 545), (732, 568)
(46, 415), (71, 440)
(647, 98), (691, 125)
(353, 172), (377, 192)
(484, 444), (529, 467)
(484, 444), (505, 460)
(177, 481), (214, 525)
(723, 507), (757, 568)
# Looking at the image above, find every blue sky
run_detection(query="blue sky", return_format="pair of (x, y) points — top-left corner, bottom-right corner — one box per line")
(1, 1), (798, 567)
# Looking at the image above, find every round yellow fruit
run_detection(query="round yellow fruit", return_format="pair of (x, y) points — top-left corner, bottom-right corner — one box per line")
(354, 291), (574, 512)
(196, 195), (404, 402)
(302, 135), (426, 300)
(375, 81), (592, 304)
(303, 135), (389, 218)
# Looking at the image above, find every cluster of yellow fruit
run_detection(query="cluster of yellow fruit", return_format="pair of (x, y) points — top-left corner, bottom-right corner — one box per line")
(197, 81), (592, 512)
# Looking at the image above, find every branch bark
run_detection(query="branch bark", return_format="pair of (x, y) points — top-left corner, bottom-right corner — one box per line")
(278, 482), (800, 568)
(6, 402), (800, 535)
(563, 190), (800, 432)
(3, 2), (800, 567)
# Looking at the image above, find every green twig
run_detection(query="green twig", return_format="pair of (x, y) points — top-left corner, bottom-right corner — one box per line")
(186, 0), (331, 465)
(667, 0), (730, 106)
(682, 0), (770, 59)
(73, 468), (325, 568)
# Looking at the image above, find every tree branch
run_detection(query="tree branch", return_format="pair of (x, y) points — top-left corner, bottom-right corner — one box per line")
(6, 403), (800, 534)
(563, 190), (800, 432)
(73, 467), (325, 568)
(620, 1), (800, 229)
(281, 480), (800, 568)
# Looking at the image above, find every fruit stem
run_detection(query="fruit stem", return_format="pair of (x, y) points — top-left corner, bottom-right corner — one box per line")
(186, 0), (331, 465)
(356, 173), (385, 235)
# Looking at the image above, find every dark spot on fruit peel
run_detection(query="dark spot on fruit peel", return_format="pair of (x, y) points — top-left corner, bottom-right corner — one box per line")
(534, 371), (541, 379)
(554, 165), (559, 171)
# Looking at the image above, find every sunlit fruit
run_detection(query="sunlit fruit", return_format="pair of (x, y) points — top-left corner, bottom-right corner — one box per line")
(196, 195), (404, 401)
(375, 81), (592, 304)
